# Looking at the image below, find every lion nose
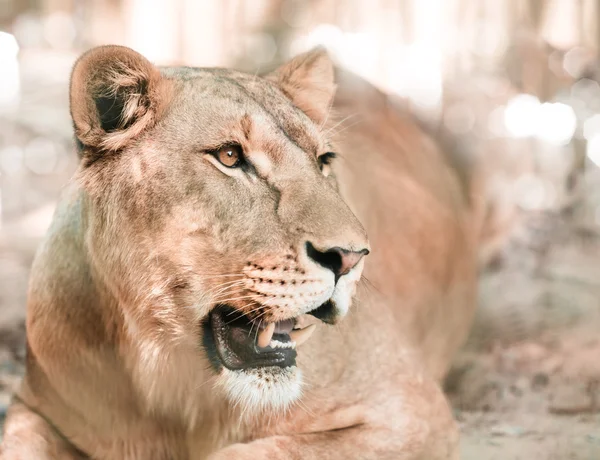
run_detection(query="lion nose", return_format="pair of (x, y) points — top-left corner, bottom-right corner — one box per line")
(305, 242), (369, 280)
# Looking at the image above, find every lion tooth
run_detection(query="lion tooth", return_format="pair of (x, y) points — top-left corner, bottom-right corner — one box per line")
(257, 322), (275, 348)
(289, 324), (317, 347)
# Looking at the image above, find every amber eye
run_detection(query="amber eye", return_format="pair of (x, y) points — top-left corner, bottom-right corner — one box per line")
(214, 144), (243, 168)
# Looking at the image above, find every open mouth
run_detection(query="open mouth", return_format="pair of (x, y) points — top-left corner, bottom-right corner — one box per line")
(203, 301), (335, 371)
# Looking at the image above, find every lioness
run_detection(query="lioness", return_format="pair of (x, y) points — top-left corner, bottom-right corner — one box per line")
(0, 45), (482, 459)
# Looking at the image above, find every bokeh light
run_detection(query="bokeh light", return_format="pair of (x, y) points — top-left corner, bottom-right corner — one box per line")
(504, 94), (541, 138)
(514, 174), (557, 211)
(536, 102), (577, 145)
(504, 95), (576, 145)
(563, 47), (590, 78)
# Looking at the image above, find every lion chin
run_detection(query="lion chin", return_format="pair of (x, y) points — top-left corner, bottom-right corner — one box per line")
(216, 366), (303, 414)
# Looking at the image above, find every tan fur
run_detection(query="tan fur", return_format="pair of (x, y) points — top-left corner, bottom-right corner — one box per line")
(0, 46), (480, 459)
(70, 45), (172, 152)
(266, 46), (336, 125)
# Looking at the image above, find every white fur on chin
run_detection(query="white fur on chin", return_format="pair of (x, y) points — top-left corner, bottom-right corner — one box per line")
(216, 365), (303, 414)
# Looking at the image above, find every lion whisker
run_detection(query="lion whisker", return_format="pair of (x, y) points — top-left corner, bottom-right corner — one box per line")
(319, 98), (336, 130)
(248, 310), (270, 339)
(249, 316), (262, 342)
(323, 113), (360, 137)
(224, 304), (265, 326)
(225, 303), (263, 316)
(359, 275), (381, 296)
(176, 268), (246, 279)
(212, 294), (265, 304)
(192, 273), (245, 279)
(326, 120), (362, 139)
(295, 398), (315, 418)
(207, 281), (246, 297)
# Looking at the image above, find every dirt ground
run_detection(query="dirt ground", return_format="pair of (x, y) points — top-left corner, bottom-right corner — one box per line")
(453, 332), (600, 459)
(450, 206), (600, 459)
(2, 51), (600, 460)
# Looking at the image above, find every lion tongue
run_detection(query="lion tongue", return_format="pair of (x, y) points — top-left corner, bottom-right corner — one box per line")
(274, 319), (294, 334)
(256, 319), (313, 348)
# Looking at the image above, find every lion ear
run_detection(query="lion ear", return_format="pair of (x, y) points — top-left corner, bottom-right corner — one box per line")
(69, 45), (171, 154)
(266, 47), (336, 124)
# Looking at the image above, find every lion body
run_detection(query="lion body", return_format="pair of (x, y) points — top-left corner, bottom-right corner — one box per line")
(0, 48), (479, 460)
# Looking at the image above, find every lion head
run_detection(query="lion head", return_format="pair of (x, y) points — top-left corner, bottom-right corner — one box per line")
(69, 45), (369, 415)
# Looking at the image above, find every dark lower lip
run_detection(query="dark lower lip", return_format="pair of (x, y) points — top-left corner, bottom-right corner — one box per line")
(203, 306), (297, 371)
(202, 301), (337, 372)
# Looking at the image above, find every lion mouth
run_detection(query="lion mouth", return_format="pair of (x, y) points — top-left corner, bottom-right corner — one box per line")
(204, 302), (334, 371)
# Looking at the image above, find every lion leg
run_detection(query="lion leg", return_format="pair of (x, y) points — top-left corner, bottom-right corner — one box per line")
(0, 401), (85, 460)
(207, 377), (459, 460)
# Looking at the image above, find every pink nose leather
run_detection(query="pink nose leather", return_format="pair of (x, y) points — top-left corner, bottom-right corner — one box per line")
(336, 248), (368, 276)
(306, 242), (370, 278)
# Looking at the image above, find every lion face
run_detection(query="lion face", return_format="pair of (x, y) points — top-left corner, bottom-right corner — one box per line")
(70, 45), (369, 412)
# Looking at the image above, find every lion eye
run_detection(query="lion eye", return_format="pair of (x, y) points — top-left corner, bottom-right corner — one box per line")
(215, 145), (243, 168)
(317, 151), (337, 171)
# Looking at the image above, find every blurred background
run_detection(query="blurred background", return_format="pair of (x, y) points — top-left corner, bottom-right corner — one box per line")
(2, 0), (600, 458)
